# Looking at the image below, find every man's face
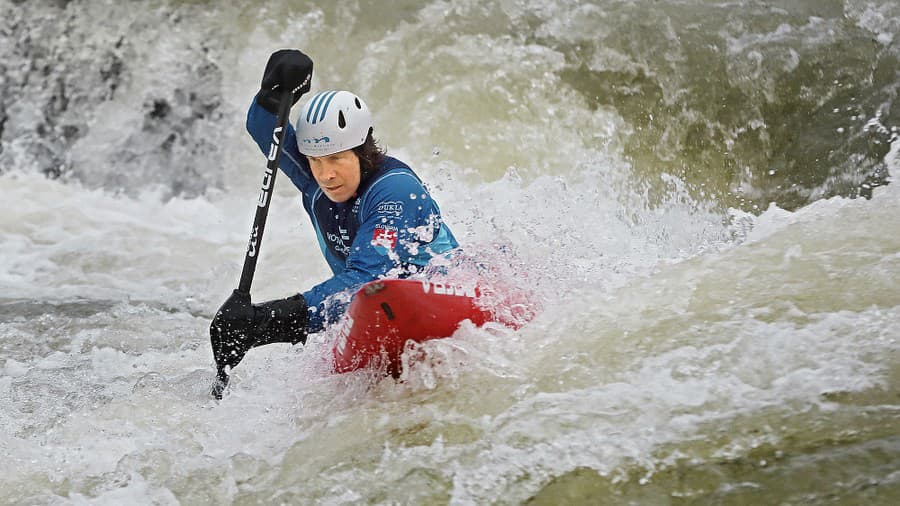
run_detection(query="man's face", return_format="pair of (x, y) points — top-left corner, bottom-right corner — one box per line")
(307, 150), (362, 203)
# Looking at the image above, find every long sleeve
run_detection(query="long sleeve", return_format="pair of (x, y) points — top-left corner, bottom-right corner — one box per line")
(245, 96), (317, 197)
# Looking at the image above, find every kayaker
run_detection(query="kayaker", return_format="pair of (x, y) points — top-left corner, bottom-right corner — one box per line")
(210, 49), (458, 373)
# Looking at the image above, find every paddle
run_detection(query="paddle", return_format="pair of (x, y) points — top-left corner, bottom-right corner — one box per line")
(210, 90), (294, 399)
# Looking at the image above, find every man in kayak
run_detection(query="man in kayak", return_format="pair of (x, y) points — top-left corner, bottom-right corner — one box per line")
(209, 49), (458, 374)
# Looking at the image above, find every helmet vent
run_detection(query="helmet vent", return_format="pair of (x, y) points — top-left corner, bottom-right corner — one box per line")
(355, 97), (362, 109)
(338, 110), (346, 129)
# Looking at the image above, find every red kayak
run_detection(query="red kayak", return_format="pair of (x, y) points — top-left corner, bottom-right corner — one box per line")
(331, 278), (534, 376)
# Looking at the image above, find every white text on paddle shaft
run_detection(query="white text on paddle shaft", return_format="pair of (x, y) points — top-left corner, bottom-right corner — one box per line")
(247, 226), (259, 257)
(258, 126), (284, 207)
(422, 282), (477, 298)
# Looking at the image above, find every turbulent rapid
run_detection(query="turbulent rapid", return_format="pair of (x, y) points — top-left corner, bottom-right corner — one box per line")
(2, 0), (899, 504)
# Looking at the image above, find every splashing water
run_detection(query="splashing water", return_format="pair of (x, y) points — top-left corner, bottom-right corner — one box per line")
(1, 0), (899, 504)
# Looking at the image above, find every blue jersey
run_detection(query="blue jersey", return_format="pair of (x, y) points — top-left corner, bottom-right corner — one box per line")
(246, 100), (458, 331)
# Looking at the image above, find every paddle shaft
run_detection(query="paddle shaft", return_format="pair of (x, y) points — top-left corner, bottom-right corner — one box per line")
(211, 92), (294, 399)
(237, 91), (294, 294)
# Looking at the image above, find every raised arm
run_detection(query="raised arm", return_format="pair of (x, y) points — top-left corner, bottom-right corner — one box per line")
(246, 99), (317, 195)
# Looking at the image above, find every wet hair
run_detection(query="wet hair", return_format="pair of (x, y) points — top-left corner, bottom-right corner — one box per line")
(353, 128), (386, 182)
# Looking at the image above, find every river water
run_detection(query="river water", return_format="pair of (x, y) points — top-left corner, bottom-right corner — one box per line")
(1, 0), (898, 504)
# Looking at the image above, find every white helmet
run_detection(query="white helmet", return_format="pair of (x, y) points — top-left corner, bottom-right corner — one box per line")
(296, 90), (373, 157)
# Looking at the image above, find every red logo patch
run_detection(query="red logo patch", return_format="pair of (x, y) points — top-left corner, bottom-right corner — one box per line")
(372, 227), (398, 249)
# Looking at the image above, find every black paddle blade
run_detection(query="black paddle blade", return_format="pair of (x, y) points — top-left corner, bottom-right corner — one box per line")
(209, 289), (255, 398)
(211, 369), (230, 400)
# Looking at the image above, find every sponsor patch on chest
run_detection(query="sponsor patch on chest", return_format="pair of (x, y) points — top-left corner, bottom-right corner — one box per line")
(376, 201), (404, 216)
